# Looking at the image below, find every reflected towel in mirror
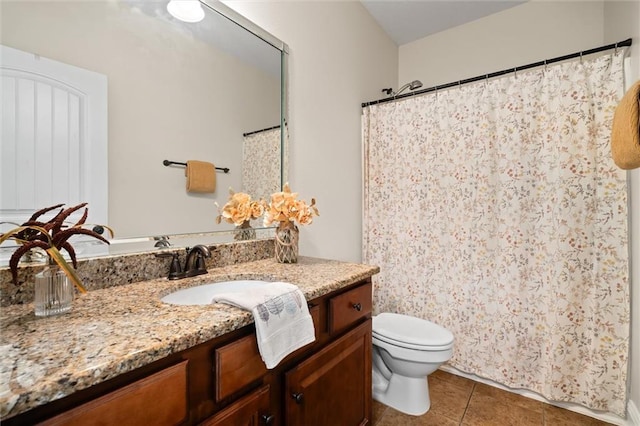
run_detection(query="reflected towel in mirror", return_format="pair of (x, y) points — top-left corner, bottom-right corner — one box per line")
(185, 160), (216, 193)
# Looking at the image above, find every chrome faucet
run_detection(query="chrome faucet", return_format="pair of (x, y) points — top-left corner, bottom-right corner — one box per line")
(183, 245), (211, 277)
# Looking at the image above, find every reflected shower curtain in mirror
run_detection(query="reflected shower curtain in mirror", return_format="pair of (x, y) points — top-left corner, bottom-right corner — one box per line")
(242, 127), (282, 201)
(362, 51), (629, 416)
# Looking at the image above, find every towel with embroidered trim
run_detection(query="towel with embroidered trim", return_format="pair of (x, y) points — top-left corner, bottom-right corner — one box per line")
(211, 282), (315, 369)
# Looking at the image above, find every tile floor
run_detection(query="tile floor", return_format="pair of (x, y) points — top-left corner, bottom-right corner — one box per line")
(372, 370), (614, 426)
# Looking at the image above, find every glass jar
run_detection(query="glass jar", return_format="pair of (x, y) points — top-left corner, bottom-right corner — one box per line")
(235, 220), (257, 241)
(275, 221), (299, 263)
(34, 264), (73, 317)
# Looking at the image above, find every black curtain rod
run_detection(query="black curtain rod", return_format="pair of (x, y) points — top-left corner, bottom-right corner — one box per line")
(243, 124), (281, 137)
(163, 160), (230, 173)
(362, 38), (632, 108)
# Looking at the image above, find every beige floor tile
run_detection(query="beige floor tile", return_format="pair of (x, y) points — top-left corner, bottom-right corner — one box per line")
(376, 407), (460, 426)
(432, 370), (476, 393)
(462, 391), (544, 426)
(429, 373), (475, 422)
(373, 370), (614, 426)
(473, 383), (544, 414)
(543, 404), (614, 426)
(373, 400), (390, 425)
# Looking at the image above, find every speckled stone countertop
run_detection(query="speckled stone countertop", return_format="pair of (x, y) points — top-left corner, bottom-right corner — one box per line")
(0, 256), (379, 420)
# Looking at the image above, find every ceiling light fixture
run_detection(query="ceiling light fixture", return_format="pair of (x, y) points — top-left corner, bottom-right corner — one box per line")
(167, 0), (205, 23)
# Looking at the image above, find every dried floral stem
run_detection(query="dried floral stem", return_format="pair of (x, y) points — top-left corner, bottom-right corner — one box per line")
(0, 204), (112, 292)
(264, 183), (319, 227)
(216, 188), (266, 226)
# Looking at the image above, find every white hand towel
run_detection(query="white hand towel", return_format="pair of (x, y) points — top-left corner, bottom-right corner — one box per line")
(211, 282), (315, 369)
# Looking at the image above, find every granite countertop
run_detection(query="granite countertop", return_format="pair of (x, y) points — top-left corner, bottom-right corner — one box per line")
(0, 256), (379, 420)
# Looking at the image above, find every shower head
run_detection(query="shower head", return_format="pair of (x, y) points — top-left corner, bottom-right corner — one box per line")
(393, 80), (423, 97)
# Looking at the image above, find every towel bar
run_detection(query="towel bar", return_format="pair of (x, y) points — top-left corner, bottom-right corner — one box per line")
(163, 160), (230, 173)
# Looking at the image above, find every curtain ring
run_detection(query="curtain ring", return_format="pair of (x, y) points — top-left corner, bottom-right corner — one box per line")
(544, 60), (548, 74)
(615, 42), (618, 54)
(514, 67), (517, 79)
(485, 74), (489, 87)
(580, 51), (583, 63)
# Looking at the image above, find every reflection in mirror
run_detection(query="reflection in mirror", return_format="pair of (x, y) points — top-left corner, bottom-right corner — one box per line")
(0, 0), (287, 262)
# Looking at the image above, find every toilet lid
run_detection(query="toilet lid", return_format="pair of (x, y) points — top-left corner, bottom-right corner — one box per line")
(373, 313), (454, 349)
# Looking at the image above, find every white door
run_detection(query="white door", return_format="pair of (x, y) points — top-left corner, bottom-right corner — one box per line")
(0, 44), (108, 231)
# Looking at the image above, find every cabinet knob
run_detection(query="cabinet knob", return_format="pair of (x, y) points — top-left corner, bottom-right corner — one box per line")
(261, 414), (275, 425)
(291, 392), (304, 404)
(352, 303), (362, 311)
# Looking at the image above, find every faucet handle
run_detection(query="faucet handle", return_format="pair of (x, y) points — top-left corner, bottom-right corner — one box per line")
(156, 252), (183, 280)
(168, 253), (183, 279)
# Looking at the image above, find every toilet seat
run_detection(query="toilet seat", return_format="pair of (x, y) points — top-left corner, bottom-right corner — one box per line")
(373, 313), (454, 351)
(373, 333), (453, 351)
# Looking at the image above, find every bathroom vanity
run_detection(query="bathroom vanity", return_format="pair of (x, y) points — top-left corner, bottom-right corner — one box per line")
(0, 257), (379, 425)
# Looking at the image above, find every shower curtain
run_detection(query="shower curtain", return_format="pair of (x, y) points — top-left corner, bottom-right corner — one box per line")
(242, 127), (281, 201)
(362, 51), (629, 416)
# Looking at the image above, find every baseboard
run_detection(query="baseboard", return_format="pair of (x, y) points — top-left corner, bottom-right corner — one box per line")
(628, 400), (640, 426)
(439, 365), (629, 426)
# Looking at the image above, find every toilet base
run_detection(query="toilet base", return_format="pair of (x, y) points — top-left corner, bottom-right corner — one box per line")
(372, 371), (431, 416)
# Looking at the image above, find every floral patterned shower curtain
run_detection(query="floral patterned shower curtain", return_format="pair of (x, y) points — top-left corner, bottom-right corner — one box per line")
(362, 51), (629, 416)
(242, 127), (282, 201)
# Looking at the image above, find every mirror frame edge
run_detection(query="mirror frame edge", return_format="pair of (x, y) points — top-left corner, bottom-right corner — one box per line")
(200, 0), (288, 52)
(200, 0), (290, 189)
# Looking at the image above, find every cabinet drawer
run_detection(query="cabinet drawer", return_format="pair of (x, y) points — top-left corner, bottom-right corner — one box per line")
(328, 282), (372, 334)
(215, 304), (320, 401)
(201, 385), (272, 426)
(40, 361), (188, 426)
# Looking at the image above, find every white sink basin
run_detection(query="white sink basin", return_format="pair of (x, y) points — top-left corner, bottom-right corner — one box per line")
(161, 280), (271, 305)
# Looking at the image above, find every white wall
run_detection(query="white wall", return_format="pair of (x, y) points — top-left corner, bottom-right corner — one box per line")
(604, 2), (640, 423)
(399, 1), (604, 88)
(223, 0), (398, 262)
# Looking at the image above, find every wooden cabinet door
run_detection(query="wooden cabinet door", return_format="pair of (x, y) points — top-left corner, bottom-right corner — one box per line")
(285, 320), (372, 426)
(201, 385), (273, 426)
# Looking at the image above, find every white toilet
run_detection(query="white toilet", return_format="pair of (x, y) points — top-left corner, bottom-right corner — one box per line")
(372, 312), (454, 416)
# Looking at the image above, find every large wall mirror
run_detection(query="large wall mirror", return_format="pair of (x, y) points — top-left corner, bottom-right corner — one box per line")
(0, 0), (288, 260)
